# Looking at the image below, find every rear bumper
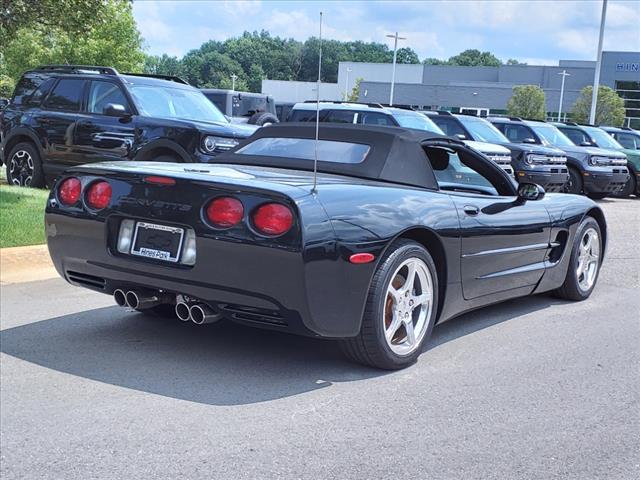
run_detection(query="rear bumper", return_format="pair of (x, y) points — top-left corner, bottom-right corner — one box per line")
(45, 212), (372, 338)
(583, 168), (630, 194)
(515, 169), (569, 192)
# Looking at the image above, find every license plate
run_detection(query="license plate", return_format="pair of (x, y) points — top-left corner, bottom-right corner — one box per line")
(130, 222), (184, 263)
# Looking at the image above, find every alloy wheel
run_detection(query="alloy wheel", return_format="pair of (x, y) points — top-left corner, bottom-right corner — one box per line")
(9, 150), (34, 187)
(576, 227), (600, 292)
(383, 257), (433, 356)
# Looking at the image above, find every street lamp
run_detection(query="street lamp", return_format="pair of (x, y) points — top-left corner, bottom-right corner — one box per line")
(589, 0), (608, 124)
(557, 70), (571, 122)
(386, 32), (406, 106)
(344, 67), (352, 100)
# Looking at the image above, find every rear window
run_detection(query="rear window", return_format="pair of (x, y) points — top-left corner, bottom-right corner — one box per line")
(236, 137), (371, 164)
(12, 74), (50, 105)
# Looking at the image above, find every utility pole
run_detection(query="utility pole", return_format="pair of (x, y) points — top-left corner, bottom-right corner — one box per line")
(557, 70), (571, 122)
(386, 32), (406, 106)
(589, 0), (608, 124)
(344, 67), (352, 100)
(231, 74), (237, 91)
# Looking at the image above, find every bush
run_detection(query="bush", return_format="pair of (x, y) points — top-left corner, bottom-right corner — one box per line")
(506, 85), (546, 120)
(571, 86), (626, 126)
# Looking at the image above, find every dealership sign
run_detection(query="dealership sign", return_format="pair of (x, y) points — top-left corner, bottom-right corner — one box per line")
(616, 62), (639, 72)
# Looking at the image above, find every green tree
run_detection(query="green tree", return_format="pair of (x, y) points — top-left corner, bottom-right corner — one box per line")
(423, 57), (449, 65)
(448, 49), (502, 67)
(346, 77), (363, 102)
(506, 58), (527, 65)
(144, 54), (184, 77)
(571, 85), (626, 126)
(506, 85), (546, 120)
(0, 0), (110, 44)
(395, 47), (420, 64)
(181, 50), (246, 90)
(2, 0), (144, 81)
(0, 75), (15, 97)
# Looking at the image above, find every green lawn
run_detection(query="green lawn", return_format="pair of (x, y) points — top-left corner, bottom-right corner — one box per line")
(0, 184), (50, 248)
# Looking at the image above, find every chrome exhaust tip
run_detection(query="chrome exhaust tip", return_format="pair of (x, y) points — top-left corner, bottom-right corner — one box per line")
(190, 303), (222, 325)
(126, 290), (170, 311)
(175, 302), (192, 322)
(114, 289), (127, 307)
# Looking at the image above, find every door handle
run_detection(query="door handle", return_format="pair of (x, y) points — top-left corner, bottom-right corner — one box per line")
(463, 205), (480, 216)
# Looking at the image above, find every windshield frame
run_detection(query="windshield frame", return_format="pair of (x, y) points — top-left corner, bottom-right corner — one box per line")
(528, 123), (576, 148)
(393, 112), (444, 134)
(457, 116), (510, 144)
(129, 84), (228, 124)
(583, 126), (624, 150)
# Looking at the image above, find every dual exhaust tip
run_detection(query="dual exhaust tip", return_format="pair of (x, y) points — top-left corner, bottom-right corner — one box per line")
(175, 301), (221, 324)
(114, 288), (221, 325)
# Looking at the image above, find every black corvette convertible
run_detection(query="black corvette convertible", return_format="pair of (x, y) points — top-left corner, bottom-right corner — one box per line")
(45, 124), (606, 369)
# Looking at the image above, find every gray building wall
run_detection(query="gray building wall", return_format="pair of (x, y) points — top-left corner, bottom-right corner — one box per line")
(261, 79), (341, 103)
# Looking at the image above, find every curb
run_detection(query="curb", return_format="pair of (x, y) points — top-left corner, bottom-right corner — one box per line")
(0, 244), (58, 285)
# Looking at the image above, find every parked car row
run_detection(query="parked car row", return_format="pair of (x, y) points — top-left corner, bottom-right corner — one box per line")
(283, 101), (637, 199)
(1, 65), (638, 199)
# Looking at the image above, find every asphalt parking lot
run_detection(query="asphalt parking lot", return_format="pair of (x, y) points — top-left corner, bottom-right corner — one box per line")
(1, 197), (638, 480)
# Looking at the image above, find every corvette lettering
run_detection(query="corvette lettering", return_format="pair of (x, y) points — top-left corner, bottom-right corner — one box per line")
(119, 196), (191, 212)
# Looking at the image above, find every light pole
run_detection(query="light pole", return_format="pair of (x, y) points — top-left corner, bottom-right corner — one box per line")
(589, 0), (608, 124)
(557, 70), (571, 122)
(386, 32), (406, 106)
(344, 67), (352, 100)
(231, 74), (237, 91)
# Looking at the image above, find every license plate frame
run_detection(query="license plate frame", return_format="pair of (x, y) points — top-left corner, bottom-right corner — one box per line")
(130, 221), (184, 263)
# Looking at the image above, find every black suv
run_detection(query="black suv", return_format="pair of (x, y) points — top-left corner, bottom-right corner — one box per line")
(0, 65), (258, 187)
(201, 89), (279, 126)
(489, 117), (629, 199)
(425, 112), (569, 192)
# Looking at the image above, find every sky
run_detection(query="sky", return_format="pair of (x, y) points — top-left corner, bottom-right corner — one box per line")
(133, 0), (640, 66)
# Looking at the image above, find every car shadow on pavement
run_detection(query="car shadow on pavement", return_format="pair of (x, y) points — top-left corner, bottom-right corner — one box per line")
(0, 294), (567, 406)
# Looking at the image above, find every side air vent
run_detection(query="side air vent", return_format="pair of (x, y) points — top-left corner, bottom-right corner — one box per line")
(66, 271), (106, 289)
(220, 304), (287, 326)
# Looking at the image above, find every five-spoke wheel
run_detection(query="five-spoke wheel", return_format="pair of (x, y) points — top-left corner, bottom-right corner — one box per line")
(341, 239), (439, 369)
(6, 142), (45, 188)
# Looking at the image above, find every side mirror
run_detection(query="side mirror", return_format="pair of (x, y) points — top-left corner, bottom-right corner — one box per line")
(517, 183), (545, 201)
(580, 141), (593, 147)
(455, 133), (467, 140)
(103, 103), (129, 117)
(523, 137), (537, 144)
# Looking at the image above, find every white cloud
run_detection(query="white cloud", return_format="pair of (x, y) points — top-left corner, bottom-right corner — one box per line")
(133, 0), (640, 63)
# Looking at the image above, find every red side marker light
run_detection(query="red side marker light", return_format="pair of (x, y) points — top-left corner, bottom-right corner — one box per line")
(144, 176), (176, 186)
(349, 253), (375, 264)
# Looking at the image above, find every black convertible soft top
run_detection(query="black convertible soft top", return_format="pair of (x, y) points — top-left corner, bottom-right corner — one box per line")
(216, 123), (461, 189)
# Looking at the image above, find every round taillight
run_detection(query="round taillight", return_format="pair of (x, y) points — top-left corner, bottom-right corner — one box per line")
(252, 203), (293, 236)
(206, 197), (244, 228)
(58, 177), (82, 206)
(86, 181), (112, 209)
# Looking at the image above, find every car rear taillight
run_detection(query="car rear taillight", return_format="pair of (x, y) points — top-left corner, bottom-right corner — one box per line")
(252, 203), (293, 236)
(86, 181), (112, 209)
(58, 177), (82, 206)
(205, 197), (244, 228)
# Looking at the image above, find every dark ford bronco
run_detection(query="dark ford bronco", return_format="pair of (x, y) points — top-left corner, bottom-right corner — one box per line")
(0, 65), (258, 187)
(489, 117), (628, 199)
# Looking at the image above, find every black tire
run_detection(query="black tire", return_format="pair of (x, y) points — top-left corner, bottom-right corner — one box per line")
(566, 167), (583, 195)
(248, 112), (279, 126)
(586, 192), (608, 200)
(340, 239), (439, 370)
(6, 142), (45, 188)
(555, 216), (602, 301)
(612, 175), (636, 198)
